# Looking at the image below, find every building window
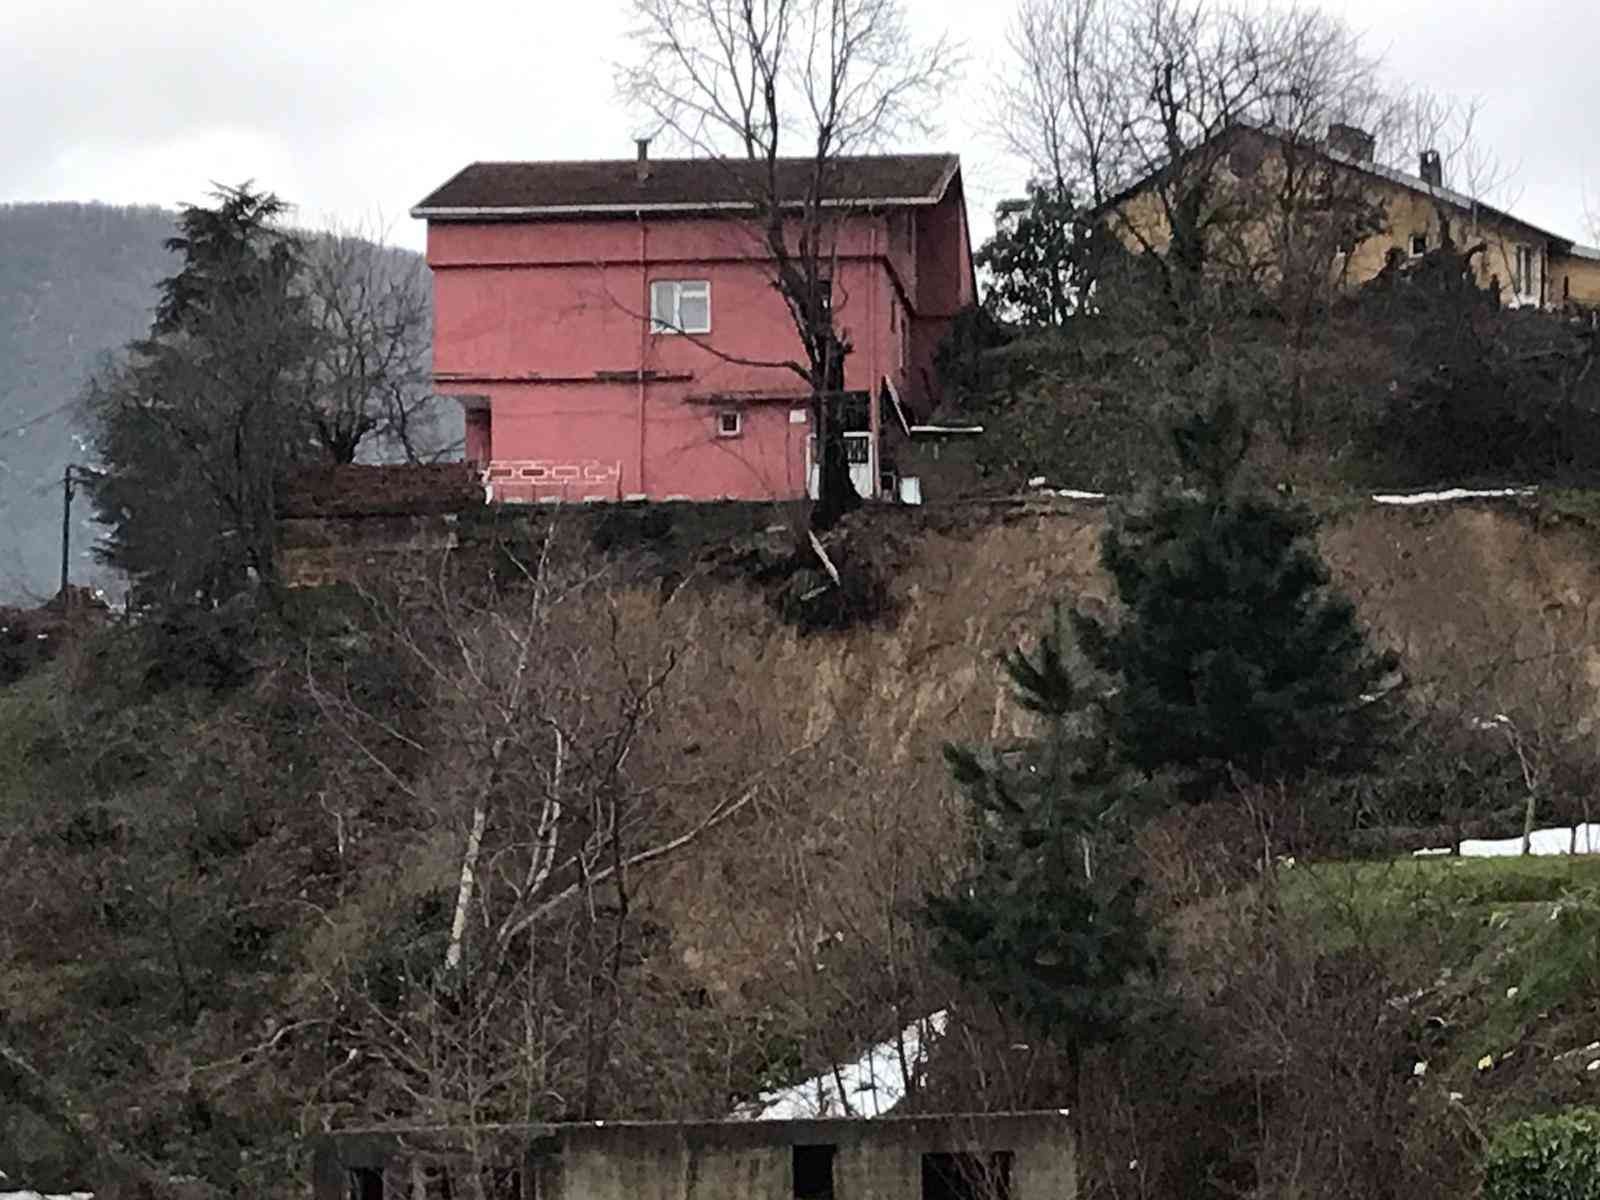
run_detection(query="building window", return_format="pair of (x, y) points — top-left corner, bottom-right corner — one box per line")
(922, 1152), (1013, 1200)
(793, 1145), (836, 1199)
(650, 280), (711, 334)
(1514, 245), (1537, 300)
(1409, 233), (1428, 257)
(716, 410), (742, 438)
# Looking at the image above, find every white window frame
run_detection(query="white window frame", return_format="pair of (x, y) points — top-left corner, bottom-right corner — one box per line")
(716, 410), (742, 438)
(650, 279), (711, 335)
(1514, 245), (1538, 302)
(1409, 233), (1427, 258)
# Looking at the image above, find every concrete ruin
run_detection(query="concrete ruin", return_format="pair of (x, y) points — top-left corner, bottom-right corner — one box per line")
(311, 1111), (1074, 1200)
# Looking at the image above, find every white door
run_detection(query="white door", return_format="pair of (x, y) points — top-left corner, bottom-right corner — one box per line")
(845, 432), (875, 498)
(806, 433), (876, 500)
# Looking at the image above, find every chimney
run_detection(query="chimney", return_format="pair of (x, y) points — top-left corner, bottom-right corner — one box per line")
(1326, 122), (1374, 163)
(635, 137), (651, 183)
(1419, 149), (1443, 188)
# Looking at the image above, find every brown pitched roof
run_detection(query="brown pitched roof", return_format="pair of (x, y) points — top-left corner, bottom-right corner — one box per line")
(412, 154), (961, 218)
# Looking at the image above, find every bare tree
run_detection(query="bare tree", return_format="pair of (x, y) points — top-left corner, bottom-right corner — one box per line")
(1384, 89), (1510, 203)
(985, 0), (1487, 459)
(302, 228), (440, 464)
(987, 0), (1503, 296)
(994, 1), (1373, 190)
(991, 0), (1124, 204)
(305, 540), (812, 1136)
(618, 0), (958, 527)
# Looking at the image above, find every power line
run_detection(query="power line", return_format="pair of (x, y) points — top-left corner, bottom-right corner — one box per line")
(0, 398), (79, 441)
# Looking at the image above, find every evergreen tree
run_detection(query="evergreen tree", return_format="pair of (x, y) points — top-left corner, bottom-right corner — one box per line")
(1076, 399), (1400, 792)
(975, 181), (1093, 328)
(87, 186), (319, 605)
(925, 612), (1161, 1089)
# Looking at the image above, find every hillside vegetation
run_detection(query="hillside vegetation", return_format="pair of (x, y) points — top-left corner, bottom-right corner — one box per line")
(3, 497), (1599, 1196)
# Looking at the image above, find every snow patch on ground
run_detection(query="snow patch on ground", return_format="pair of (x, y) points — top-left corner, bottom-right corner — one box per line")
(1371, 487), (1534, 505)
(1026, 479), (1107, 501)
(1025, 482), (1534, 506)
(1414, 824), (1600, 858)
(734, 1011), (947, 1120)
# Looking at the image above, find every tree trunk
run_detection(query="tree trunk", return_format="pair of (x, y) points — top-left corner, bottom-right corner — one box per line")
(812, 397), (861, 530)
(446, 801), (490, 972)
(810, 334), (861, 531)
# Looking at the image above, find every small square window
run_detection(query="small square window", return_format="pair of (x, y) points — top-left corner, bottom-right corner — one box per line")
(717, 410), (742, 438)
(1410, 234), (1428, 257)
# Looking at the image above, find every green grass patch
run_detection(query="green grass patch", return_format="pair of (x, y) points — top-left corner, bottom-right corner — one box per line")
(1290, 854), (1600, 914)
(0, 663), (65, 813)
(1284, 854), (1600, 957)
(1284, 854), (1600, 1082)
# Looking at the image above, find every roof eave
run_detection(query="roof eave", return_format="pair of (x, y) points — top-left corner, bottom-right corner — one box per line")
(411, 194), (948, 221)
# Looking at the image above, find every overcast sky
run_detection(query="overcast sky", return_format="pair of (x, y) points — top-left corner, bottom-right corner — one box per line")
(4, 0), (1595, 253)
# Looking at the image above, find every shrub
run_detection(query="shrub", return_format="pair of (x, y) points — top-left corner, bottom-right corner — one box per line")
(1483, 1107), (1600, 1200)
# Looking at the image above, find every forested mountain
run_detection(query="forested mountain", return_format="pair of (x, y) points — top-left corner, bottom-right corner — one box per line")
(0, 203), (179, 601)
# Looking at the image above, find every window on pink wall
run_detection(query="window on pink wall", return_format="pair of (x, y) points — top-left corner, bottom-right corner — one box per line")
(650, 280), (711, 334)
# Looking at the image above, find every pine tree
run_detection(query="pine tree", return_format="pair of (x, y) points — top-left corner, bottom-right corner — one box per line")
(925, 611), (1161, 1085)
(1076, 398), (1399, 792)
(87, 186), (319, 605)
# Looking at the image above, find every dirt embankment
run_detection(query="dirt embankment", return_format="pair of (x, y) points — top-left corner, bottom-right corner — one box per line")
(279, 493), (1600, 998)
(573, 497), (1600, 994)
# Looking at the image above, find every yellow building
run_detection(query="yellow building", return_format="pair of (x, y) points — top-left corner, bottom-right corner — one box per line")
(1099, 124), (1600, 310)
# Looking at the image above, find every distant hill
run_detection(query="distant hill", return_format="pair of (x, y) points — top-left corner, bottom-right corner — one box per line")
(0, 202), (179, 601)
(0, 202), (454, 604)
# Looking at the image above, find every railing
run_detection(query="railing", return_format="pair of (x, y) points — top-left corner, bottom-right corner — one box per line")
(482, 459), (623, 503)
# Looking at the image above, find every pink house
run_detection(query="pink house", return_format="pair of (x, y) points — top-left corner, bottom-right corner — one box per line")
(411, 149), (976, 503)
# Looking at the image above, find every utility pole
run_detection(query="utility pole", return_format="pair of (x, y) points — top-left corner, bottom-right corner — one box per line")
(58, 464), (101, 610)
(59, 465), (76, 608)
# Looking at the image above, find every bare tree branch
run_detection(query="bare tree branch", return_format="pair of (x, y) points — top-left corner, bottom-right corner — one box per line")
(618, 0), (960, 525)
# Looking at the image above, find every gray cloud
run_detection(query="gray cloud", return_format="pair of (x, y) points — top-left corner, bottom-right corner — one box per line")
(2, 0), (1593, 252)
